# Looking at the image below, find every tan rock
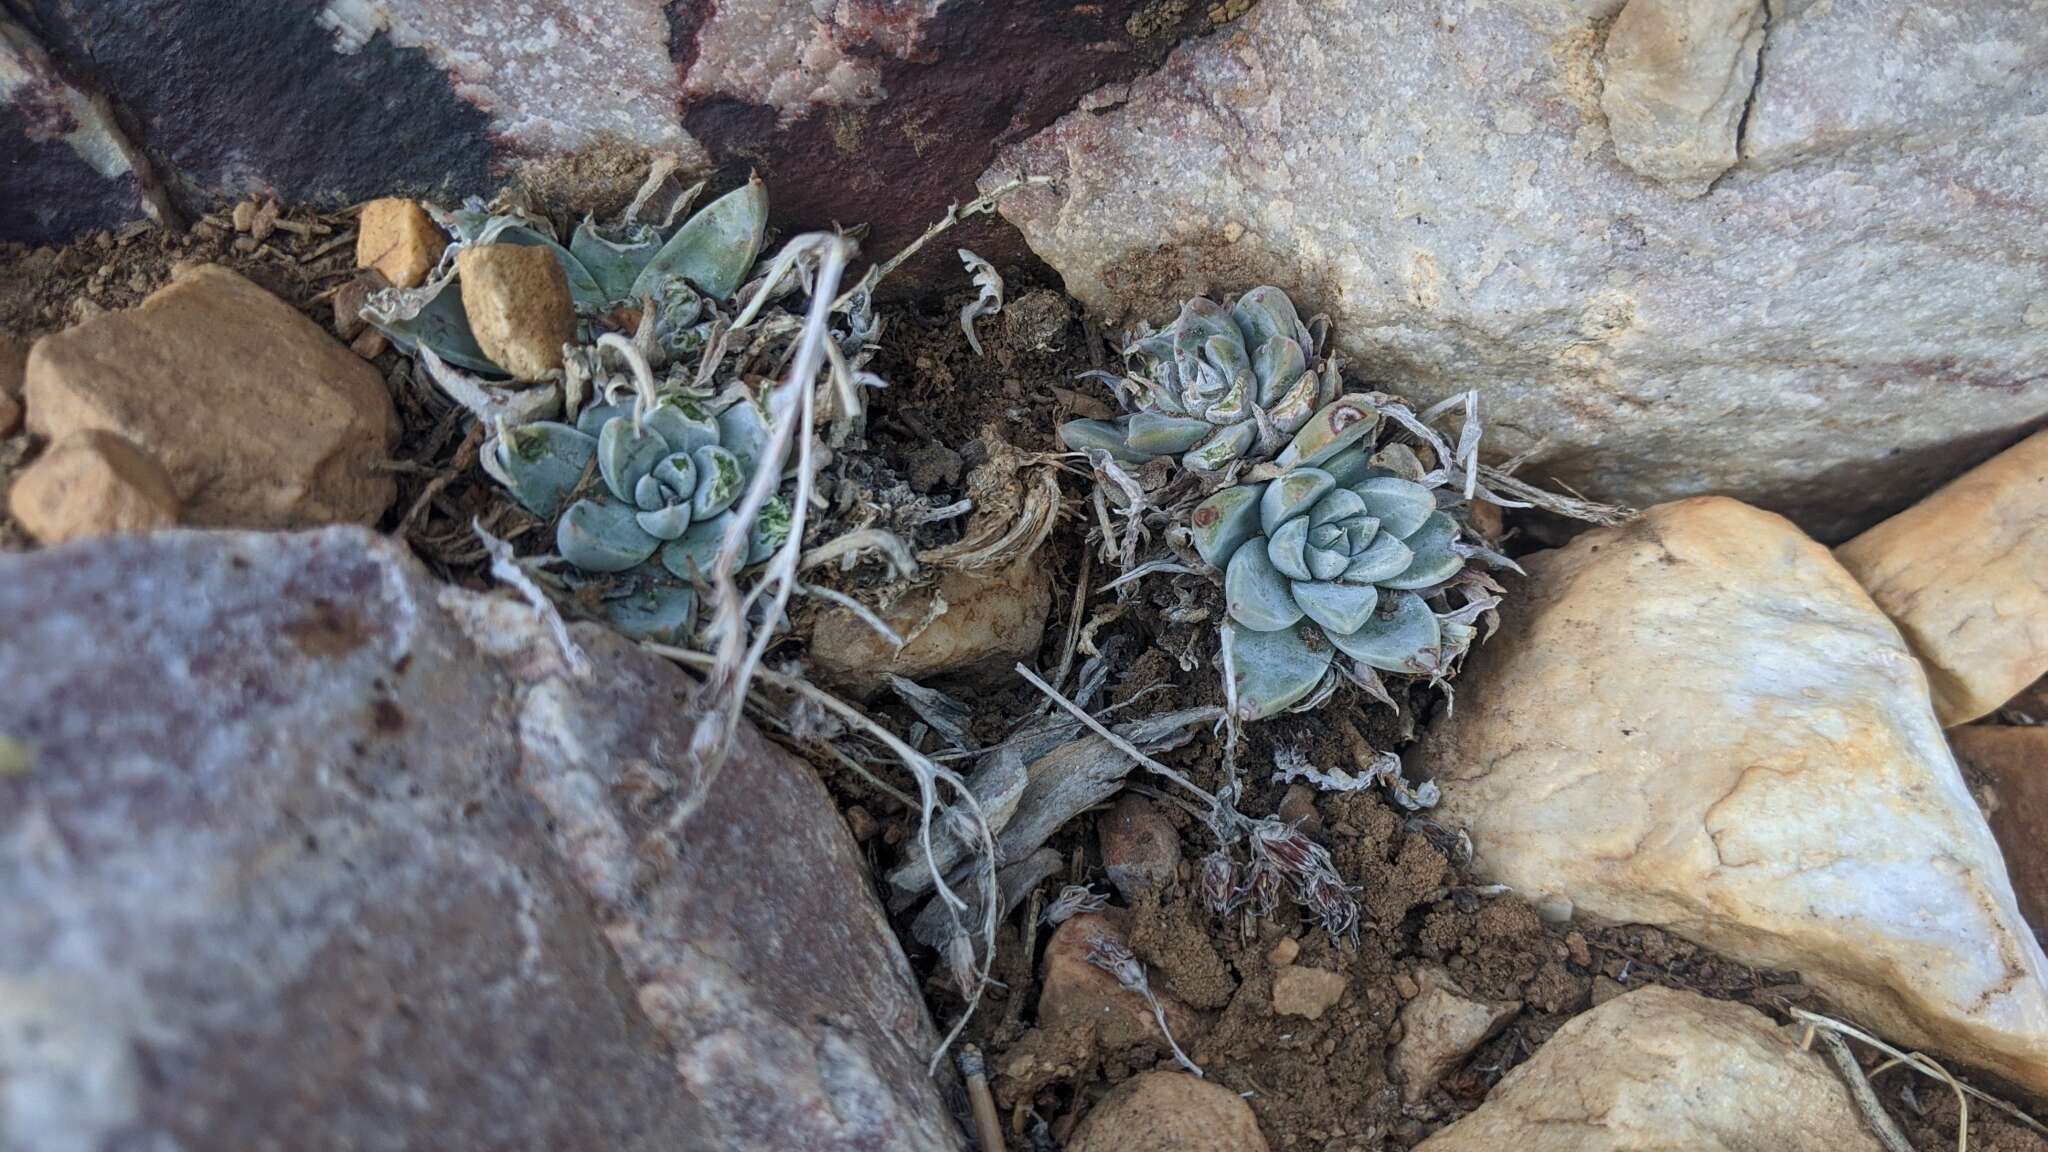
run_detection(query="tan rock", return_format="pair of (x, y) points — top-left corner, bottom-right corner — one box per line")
(1039, 911), (1198, 1052)
(354, 198), (444, 289)
(1100, 793), (1180, 901)
(1266, 936), (1300, 968)
(8, 430), (179, 544)
(1415, 986), (1883, 1151)
(457, 244), (575, 382)
(24, 265), (398, 529)
(1068, 1071), (1269, 1152)
(1270, 965), (1347, 1020)
(1599, 0), (1765, 196)
(810, 559), (1054, 699)
(1953, 726), (2048, 935)
(1418, 497), (2048, 1094)
(1391, 968), (1519, 1102)
(331, 271), (387, 341)
(1837, 428), (2048, 726)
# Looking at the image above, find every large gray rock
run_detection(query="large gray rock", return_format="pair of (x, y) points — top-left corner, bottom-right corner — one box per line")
(0, 528), (963, 1152)
(985, 0), (2048, 540)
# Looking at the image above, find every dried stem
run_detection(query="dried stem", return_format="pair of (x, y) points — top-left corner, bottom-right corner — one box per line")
(1792, 1007), (2048, 1152)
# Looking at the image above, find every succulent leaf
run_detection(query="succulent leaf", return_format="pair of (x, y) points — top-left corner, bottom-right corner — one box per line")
(716, 395), (774, 475)
(645, 397), (720, 454)
(1230, 623), (1334, 721)
(1266, 516), (1316, 581)
(491, 421), (596, 518)
(1381, 511), (1465, 589)
(1292, 580), (1380, 635)
(631, 176), (768, 303)
(1183, 421), (1259, 472)
(1277, 397), (1380, 469)
(661, 512), (731, 579)
(557, 499), (660, 573)
(1260, 467), (1336, 535)
(366, 280), (503, 375)
(1125, 411), (1215, 456)
(636, 502), (695, 540)
(1226, 537), (1304, 632)
(1341, 532), (1414, 583)
(602, 576), (697, 643)
(575, 401), (627, 436)
(1191, 484), (1267, 568)
(1351, 476), (1436, 538)
(1326, 591), (1441, 672)
(690, 445), (745, 520)
(570, 219), (661, 302)
(749, 495), (793, 564)
(598, 419), (672, 504)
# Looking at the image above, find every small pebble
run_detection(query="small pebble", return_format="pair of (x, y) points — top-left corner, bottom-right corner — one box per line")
(1566, 931), (1592, 967)
(844, 804), (878, 842)
(232, 200), (257, 232)
(1394, 970), (1421, 1000)
(1266, 936), (1300, 967)
(349, 330), (388, 361)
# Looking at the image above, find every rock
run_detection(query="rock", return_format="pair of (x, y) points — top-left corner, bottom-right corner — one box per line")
(12, 2), (1216, 294)
(355, 198), (444, 289)
(0, 333), (24, 399)
(1068, 1071), (1269, 1152)
(1039, 911), (1198, 1052)
(1100, 793), (1181, 901)
(1836, 428), (2048, 726)
(1270, 965), (1347, 1021)
(0, 527), (963, 1151)
(1590, 976), (1629, 1007)
(1276, 783), (1323, 838)
(906, 444), (964, 493)
(1391, 968), (1520, 1102)
(1598, 0), (1765, 196)
(1953, 726), (2048, 936)
(23, 265), (398, 528)
(0, 15), (150, 243)
(810, 560), (1054, 700)
(331, 271), (387, 341)
(1415, 986), (1883, 1151)
(0, 392), (17, 438)
(6, 429), (179, 543)
(986, 0), (2048, 540)
(457, 244), (575, 382)
(1267, 936), (1300, 968)
(1417, 497), (2048, 1093)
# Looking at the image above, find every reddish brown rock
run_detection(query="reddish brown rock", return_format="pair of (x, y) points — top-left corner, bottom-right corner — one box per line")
(7, 428), (179, 543)
(0, 528), (963, 1151)
(811, 559), (1054, 699)
(1953, 726), (2048, 936)
(1100, 793), (1181, 901)
(1039, 911), (1198, 1053)
(23, 265), (399, 528)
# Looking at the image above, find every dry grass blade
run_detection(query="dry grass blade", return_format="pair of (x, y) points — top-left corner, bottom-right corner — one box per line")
(1014, 662), (1224, 820)
(1791, 1007), (2048, 1152)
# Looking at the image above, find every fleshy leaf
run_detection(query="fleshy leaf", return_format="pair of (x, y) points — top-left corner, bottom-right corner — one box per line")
(1352, 476), (1436, 538)
(750, 496), (793, 565)
(1182, 420), (1259, 472)
(1231, 623), (1334, 721)
(1370, 442), (1429, 482)
(1266, 370), (1321, 434)
(661, 513), (730, 579)
(1341, 532), (1413, 583)
(575, 401), (628, 436)
(1277, 397), (1379, 469)
(1293, 580), (1380, 635)
(366, 281), (503, 375)
(1320, 444), (1379, 488)
(1259, 467), (1335, 534)
(557, 499), (660, 573)
(636, 502), (694, 540)
(1266, 516), (1315, 581)
(570, 219), (661, 302)
(630, 176), (768, 303)
(1225, 537), (1303, 631)
(717, 396), (774, 475)
(690, 445), (744, 520)
(1326, 591), (1441, 672)
(602, 576), (697, 643)
(1191, 484), (1266, 569)
(1381, 511), (1465, 589)
(1250, 336), (1306, 407)
(598, 419), (671, 504)
(1059, 418), (1149, 463)
(1125, 411), (1215, 456)
(490, 422), (596, 518)
(645, 397), (720, 454)
(1229, 286), (1307, 362)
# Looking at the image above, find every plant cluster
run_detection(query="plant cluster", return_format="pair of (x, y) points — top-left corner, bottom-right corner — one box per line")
(363, 177), (871, 642)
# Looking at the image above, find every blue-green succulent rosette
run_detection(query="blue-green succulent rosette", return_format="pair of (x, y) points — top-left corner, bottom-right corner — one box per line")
(1188, 397), (1487, 720)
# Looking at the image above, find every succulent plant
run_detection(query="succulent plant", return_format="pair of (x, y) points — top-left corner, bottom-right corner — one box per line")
(1191, 407), (1475, 719)
(483, 393), (789, 642)
(1059, 286), (1337, 473)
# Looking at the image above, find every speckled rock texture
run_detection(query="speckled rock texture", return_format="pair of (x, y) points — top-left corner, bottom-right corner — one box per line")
(0, 528), (964, 1152)
(1416, 497), (2048, 1095)
(4, 0), (1225, 288)
(1414, 986), (1882, 1151)
(986, 0), (2048, 539)
(0, 14), (145, 243)
(1837, 427), (2048, 726)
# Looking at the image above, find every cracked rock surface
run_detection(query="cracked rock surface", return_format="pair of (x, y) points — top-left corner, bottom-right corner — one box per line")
(1415, 496), (2048, 1096)
(986, 0), (2048, 539)
(0, 528), (963, 1152)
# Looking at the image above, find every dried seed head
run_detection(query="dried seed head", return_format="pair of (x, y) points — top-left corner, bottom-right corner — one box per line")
(1199, 849), (1240, 916)
(1043, 884), (1110, 925)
